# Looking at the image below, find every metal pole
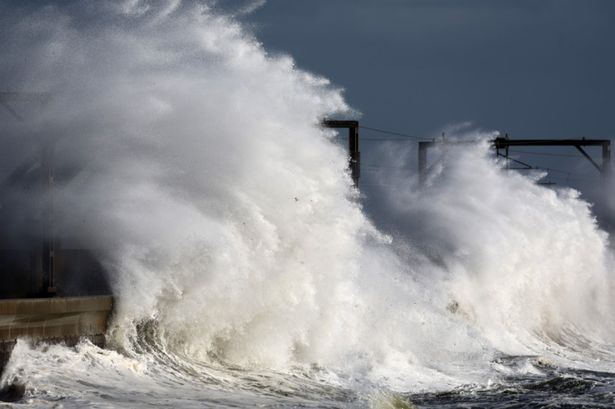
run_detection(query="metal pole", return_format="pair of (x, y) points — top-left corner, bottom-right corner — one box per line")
(418, 142), (428, 186)
(602, 140), (611, 181)
(322, 120), (360, 187)
(349, 125), (360, 186)
(41, 141), (56, 296)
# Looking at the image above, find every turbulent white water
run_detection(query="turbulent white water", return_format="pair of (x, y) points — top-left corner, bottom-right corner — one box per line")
(1, 1), (615, 407)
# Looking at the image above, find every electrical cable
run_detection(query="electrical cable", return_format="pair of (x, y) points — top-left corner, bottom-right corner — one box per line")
(359, 125), (432, 140)
(509, 149), (580, 158)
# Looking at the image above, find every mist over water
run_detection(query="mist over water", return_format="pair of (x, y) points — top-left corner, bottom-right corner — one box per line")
(366, 140), (615, 353)
(1, 1), (615, 407)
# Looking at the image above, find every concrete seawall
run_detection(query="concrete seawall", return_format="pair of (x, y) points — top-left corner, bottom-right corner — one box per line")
(0, 295), (113, 373)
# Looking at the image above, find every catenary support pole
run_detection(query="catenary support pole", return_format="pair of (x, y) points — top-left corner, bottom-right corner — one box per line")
(322, 120), (360, 186)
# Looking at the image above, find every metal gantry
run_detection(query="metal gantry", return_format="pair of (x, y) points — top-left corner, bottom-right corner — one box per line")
(493, 136), (611, 180)
(418, 136), (611, 185)
(322, 120), (360, 186)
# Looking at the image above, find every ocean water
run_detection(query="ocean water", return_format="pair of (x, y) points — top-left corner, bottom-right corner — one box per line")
(1, 1), (615, 408)
(4, 340), (615, 408)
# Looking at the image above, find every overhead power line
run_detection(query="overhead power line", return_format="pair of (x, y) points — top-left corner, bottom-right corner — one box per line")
(359, 125), (432, 141)
(496, 151), (593, 180)
(361, 137), (414, 141)
(509, 149), (580, 158)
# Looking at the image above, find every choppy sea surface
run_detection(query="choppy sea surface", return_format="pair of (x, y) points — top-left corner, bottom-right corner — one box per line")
(1, 339), (615, 408)
(412, 365), (615, 408)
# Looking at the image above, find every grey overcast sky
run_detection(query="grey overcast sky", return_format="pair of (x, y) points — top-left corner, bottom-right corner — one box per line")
(246, 0), (614, 137)
(5, 1), (614, 196)
(235, 0), (615, 202)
